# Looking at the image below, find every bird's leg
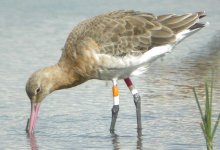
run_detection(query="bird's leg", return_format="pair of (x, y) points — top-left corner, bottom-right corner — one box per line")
(124, 78), (142, 132)
(110, 79), (120, 133)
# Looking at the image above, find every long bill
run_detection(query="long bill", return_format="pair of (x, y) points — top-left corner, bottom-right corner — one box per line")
(26, 103), (41, 134)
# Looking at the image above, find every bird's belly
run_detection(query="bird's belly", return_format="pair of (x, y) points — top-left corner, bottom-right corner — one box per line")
(96, 55), (150, 80)
(96, 44), (173, 80)
(97, 66), (142, 80)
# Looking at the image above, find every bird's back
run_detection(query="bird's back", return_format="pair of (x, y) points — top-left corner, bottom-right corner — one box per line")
(63, 10), (205, 57)
(59, 10), (207, 79)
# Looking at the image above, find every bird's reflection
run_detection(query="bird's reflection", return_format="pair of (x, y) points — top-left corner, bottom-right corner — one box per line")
(111, 130), (143, 150)
(26, 130), (143, 150)
(111, 133), (120, 150)
(26, 133), (38, 150)
(136, 134), (143, 150)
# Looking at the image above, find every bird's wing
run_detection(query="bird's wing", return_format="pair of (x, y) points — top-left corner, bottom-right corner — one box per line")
(64, 10), (204, 57)
(157, 11), (205, 33)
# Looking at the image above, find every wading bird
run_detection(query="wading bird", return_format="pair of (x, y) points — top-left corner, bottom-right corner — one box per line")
(25, 10), (207, 134)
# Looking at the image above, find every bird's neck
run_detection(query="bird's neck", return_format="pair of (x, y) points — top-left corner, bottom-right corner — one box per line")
(44, 64), (86, 92)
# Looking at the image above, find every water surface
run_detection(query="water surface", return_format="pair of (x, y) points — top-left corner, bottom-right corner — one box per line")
(0, 0), (220, 149)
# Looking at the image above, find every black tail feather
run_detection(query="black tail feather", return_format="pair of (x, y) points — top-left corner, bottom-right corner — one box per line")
(189, 23), (206, 30)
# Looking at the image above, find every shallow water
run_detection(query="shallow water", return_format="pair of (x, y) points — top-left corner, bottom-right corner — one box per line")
(0, 0), (220, 149)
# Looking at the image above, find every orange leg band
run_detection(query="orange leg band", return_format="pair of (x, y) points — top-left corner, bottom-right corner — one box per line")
(112, 85), (119, 97)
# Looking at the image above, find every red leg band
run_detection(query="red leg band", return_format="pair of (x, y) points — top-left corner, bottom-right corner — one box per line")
(124, 78), (133, 87)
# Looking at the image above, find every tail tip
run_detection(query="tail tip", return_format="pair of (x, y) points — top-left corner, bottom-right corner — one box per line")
(197, 11), (206, 19)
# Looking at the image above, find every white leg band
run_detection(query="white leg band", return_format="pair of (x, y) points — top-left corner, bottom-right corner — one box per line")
(131, 89), (138, 95)
(113, 96), (119, 105)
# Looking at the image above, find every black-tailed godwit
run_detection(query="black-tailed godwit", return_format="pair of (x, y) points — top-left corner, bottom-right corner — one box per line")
(25, 10), (207, 134)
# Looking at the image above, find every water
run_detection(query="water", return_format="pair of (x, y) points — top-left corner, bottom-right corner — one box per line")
(0, 0), (220, 149)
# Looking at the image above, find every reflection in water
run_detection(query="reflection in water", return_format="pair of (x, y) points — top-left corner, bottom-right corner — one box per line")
(136, 135), (143, 150)
(111, 133), (143, 150)
(111, 133), (120, 150)
(27, 134), (38, 150)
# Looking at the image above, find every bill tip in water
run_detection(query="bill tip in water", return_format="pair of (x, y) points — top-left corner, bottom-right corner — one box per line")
(26, 118), (30, 133)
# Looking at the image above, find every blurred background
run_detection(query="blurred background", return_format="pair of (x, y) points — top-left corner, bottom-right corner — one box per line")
(0, 0), (220, 149)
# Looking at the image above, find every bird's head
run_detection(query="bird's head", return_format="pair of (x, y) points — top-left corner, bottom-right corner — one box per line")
(25, 64), (85, 134)
(25, 67), (54, 133)
(26, 69), (52, 103)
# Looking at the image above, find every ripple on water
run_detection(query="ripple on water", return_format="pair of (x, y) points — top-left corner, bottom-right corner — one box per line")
(0, 0), (220, 149)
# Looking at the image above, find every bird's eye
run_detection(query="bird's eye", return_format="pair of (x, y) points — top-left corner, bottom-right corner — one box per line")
(36, 87), (41, 94)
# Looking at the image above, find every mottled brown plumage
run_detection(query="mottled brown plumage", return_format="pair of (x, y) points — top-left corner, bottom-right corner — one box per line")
(63, 10), (205, 58)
